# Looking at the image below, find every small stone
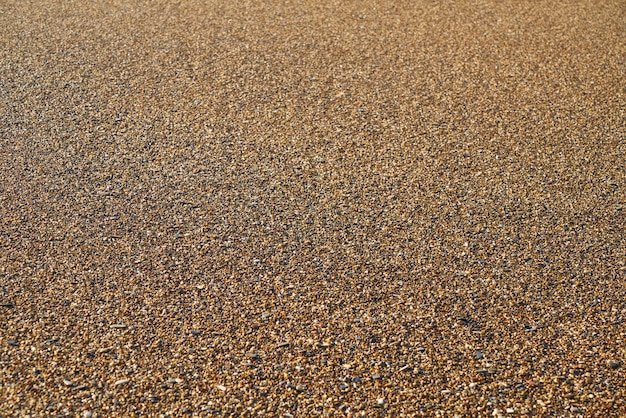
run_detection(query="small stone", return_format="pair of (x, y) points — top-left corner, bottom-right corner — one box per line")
(571, 406), (582, 413)
(376, 398), (385, 407)
(469, 382), (478, 388)
(190, 329), (201, 336)
(607, 359), (621, 370)
(7, 339), (17, 347)
(261, 312), (271, 319)
(352, 377), (362, 383)
(217, 385), (226, 391)
(114, 379), (129, 387)
(83, 412), (93, 418)
(110, 324), (127, 329)
(0, 302), (14, 308)
(506, 408), (515, 413)
(478, 368), (498, 375)
(371, 374), (382, 380)
(441, 389), (452, 395)
(167, 378), (183, 384)
(274, 341), (290, 349)
(63, 379), (74, 387)
(475, 350), (484, 360)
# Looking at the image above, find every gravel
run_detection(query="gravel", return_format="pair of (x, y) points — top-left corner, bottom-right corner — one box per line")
(1, 0), (625, 416)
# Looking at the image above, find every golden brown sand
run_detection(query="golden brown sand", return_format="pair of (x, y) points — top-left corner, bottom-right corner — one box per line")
(1, 0), (625, 416)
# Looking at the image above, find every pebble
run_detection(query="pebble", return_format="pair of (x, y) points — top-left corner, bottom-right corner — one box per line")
(114, 379), (130, 387)
(7, 340), (17, 347)
(607, 360), (622, 370)
(475, 350), (484, 360)
(274, 341), (290, 349)
(217, 385), (226, 391)
(287, 384), (305, 392)
(399, 364), (412, 372)
(83, 412), (93, 418)
(190, 329), (201, 336)
(110, 324), (127, 329)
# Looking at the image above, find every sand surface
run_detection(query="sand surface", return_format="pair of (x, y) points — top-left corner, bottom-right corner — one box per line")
(1, 0), (625, 416)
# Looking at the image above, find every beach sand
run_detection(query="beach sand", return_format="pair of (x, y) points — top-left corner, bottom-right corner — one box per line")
(1, 0), (625, 416)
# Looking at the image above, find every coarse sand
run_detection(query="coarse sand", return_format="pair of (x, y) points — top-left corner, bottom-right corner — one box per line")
(1, 0), (625, 416)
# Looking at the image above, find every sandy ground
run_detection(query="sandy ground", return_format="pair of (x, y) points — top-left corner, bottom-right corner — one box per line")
(1, 0), (625, 416)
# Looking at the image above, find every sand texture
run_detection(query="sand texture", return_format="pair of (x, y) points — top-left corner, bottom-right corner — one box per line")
(1, 0), (625, 416)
